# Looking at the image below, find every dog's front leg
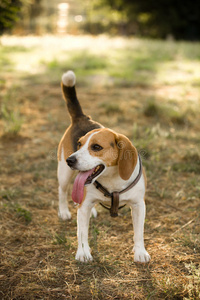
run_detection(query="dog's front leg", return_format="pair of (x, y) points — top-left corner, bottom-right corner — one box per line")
(75, 202), (93, 262)
(131, 201), (151, 263)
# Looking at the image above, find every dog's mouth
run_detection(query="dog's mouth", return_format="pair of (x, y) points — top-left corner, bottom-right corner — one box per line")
(84, 164), (105, 185)
(72, 164), (105, 204)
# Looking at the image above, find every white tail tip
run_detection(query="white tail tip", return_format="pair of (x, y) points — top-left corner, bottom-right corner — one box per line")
(62, 71), (76, 87)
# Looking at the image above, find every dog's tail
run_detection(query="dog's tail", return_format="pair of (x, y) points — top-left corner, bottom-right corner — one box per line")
(61, 71), (85, 121)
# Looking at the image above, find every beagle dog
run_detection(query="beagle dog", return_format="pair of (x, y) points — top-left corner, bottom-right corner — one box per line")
(57, 71), (150, 263)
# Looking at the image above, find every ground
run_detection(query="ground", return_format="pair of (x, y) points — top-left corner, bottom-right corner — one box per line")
(0, 35), (200, 299)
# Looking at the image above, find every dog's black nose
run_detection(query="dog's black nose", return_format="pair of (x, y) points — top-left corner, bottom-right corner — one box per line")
(66, 156), (77, 168)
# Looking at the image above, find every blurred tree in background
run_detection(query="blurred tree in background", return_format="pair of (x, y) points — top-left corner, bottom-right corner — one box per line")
(0, 0), (21, 35)
(103, 0), (200, 40)
(0, 0), (199, 40)
(0, 0), (43, 35)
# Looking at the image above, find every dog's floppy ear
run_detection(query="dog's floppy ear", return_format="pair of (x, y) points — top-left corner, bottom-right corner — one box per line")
(116, 134), (138, 181)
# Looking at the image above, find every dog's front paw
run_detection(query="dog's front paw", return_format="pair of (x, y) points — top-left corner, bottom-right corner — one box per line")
(134, 247), (151, 263)
(75, 248), (93, 262)
(58, 209), (71, 220)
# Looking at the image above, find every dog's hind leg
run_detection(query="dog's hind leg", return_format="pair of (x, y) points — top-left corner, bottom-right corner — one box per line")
(91, 207), (97, 218)
(57, 148), (73, 220)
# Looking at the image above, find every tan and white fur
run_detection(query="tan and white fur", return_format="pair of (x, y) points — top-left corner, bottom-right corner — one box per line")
(57, 71), (150, 263)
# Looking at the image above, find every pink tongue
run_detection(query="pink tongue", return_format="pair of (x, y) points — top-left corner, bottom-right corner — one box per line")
(72, 168), (95, 204)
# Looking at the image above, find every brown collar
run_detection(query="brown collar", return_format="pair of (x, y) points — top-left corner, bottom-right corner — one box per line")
(94, 155), (143, 217)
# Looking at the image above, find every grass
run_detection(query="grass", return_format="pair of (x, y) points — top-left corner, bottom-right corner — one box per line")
(1, 87), (23, 136)
(0, 34), (200, 299)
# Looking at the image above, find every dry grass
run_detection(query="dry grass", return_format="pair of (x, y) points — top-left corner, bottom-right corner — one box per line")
(0, 35), (200, 299)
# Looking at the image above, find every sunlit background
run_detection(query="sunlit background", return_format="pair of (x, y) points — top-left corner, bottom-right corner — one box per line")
(1, 0), (200, 38)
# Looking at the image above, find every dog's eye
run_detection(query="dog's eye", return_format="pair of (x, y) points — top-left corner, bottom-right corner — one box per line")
(91, 144), (103, 152)
(77, 141), (81, 149)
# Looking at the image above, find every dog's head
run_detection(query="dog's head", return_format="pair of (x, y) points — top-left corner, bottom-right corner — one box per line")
(66, 128), (138, 203)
